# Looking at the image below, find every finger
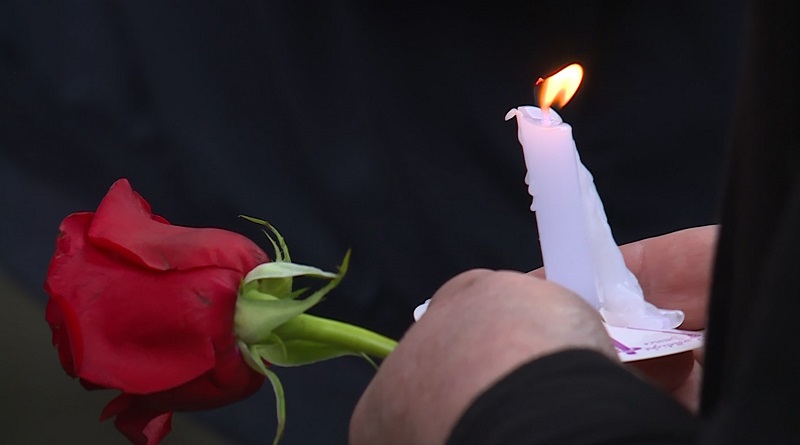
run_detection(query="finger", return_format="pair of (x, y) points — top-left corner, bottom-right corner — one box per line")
(530, 226), (717, 330)
(671, 359), (702, 413)
(619, 226), (717, 330)
(427, 268), (494, 309)
(354, 270), (616, 445)
(626, 351), (695, 392)
(694, 346), (705, 366)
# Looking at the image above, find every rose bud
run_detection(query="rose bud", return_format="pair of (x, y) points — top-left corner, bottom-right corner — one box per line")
(45, 178), (268, 444)
(45, 178), (396, 445)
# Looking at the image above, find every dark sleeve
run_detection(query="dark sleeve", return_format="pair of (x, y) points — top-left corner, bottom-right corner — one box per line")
(698, 0), (800, 441)
(447, 349), (699, 445)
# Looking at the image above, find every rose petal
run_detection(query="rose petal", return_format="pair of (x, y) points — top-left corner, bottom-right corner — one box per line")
(106, 396), (173, 445)
(46, 210), (241, 394)
(100, 393), (134, 421)
(44, 212), (95, 376)
(127, 344), (265, 411)
(45, 297), (81, 376)
(87, 179), (266, 273)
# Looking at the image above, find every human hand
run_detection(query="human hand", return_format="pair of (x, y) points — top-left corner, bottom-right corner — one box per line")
(350, 226), (716, 445)
(350, 270), (616, 445)
(618, 225), (716, 411)
(531, 225), (717, 411)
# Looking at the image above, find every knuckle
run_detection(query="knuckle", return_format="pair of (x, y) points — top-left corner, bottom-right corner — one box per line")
(429, 268), (494, 306)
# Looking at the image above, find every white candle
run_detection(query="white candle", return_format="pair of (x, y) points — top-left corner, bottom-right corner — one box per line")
(412, 64), (684, 329)
(506, 106), (600, 309)
(506, 64), (684, 329)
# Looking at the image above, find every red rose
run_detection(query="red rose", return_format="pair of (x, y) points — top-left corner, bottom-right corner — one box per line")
(45, 178), (269, 445)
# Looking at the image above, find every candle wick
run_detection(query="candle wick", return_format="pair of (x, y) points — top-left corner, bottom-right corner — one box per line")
(541, 107), (552, 126)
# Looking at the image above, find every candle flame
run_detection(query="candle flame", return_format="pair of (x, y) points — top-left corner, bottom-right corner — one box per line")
(537, 63), (584, 113)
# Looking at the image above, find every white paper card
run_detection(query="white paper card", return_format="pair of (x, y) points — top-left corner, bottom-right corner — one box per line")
(605, 323), (704, 362)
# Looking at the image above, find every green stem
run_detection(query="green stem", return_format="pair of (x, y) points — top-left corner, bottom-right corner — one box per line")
(272, 313), (397, 359)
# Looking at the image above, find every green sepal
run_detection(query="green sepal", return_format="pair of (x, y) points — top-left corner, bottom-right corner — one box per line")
(235, 251), (350, 345)
(238, 340), (269, 375)
(240, 216), (295, 296)
(252, 339), (358, 367)
(243, 262), (335, 299)
(244, 262), (337, 283)
(264, 367), (286, 445)
(359, 353), (379, 371)
(257, 276), (292, 299)
(236, 340), (287, 445)
(239, 215), (292, 262)
(233, 218), (396, 445)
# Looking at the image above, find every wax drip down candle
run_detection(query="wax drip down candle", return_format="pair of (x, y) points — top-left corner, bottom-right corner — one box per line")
(505, 64), (684, 329)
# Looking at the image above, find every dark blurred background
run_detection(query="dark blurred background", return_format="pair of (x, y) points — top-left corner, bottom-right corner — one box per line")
(0, 1), (744, 444)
